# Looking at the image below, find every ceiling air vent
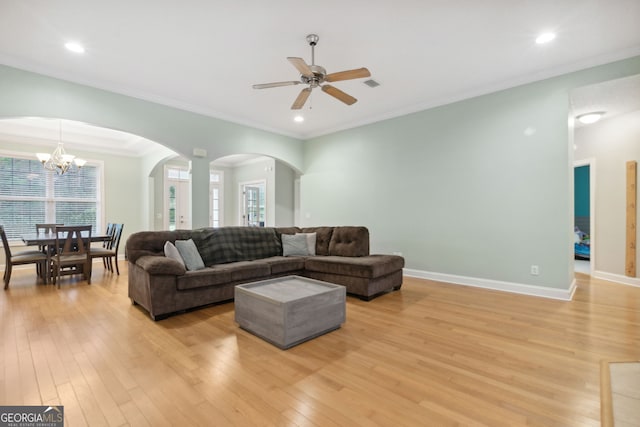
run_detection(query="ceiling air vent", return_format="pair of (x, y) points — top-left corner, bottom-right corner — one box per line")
(363, 79), (380, 88)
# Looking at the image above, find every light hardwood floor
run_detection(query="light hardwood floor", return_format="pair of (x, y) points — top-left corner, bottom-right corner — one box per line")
(1, 264), (639, 426)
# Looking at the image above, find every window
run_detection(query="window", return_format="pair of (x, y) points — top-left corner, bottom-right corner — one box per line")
(210, 170), (223, 228)
(0, 152), (103, 240)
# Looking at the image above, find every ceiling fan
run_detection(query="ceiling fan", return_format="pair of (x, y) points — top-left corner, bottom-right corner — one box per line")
(252, 34), (371, 110)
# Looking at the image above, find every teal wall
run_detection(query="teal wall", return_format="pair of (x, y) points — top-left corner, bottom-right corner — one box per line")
(574, 166), (590, 217)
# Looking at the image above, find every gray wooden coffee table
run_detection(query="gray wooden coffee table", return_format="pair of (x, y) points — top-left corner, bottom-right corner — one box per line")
(234, 276), (346, 349)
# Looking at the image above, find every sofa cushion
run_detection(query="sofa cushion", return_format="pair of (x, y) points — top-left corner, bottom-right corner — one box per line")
(301, 227), (334, 256)
(275, 227), (301, 236)
(126, 230), (193, 264)
(215, 260), (271, 282)
(328, 227), (370, 257)
(192, 227), (281, 265)
(260, 256), (306, 275)
(305, 255), (404, 279)
(136, 255), (186, 276)
(176, 267), (232, 290)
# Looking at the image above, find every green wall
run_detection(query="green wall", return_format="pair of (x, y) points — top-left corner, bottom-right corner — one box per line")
(302, 56), (640, 291)
(2, 56), (640, 292)
(0, 64), (305, 229)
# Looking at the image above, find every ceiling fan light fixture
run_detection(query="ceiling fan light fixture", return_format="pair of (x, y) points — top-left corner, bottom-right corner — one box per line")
(253, 34), (371, 110)
(294, 115), (304, 123)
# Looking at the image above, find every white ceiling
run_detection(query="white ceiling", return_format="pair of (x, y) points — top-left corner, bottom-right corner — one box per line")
(570, 74), (640, 127)
(0, 117), (163, 157)
(0, 0), (639, 141)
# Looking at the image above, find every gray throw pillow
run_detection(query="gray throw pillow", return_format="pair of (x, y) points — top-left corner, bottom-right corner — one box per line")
(175, 238), (205, 270)
(164, 241), (185, 267)
(296, 232), (316, 256)
(282, 234), (310, 256)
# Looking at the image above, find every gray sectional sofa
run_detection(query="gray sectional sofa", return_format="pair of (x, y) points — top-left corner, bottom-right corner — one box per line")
(126, 226), (404, 320)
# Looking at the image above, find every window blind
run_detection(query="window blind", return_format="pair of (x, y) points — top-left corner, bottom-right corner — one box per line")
(0, 155), (101, 240)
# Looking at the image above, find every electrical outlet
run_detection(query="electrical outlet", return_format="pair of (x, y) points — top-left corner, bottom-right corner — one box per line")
(530, 265), (539, 276)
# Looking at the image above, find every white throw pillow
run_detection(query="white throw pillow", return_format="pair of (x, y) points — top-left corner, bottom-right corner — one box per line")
(164, 241), (185, 267)
(296, 232), (316, 256)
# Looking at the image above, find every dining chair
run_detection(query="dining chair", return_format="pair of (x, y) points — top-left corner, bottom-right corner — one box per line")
(90, 223), (124, 274)
(100, 223), (114, 269)
(34, 223), (63, 278)
(51, 225), (92, 288)
(1, 225), (49, 289)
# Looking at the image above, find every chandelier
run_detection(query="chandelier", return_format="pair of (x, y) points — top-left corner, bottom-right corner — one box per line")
(36, 121), (86, 175)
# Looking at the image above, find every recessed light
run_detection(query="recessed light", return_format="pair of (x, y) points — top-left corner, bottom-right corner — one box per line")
(294, 115), (304, 123)
(576, 112), (605, 125)
(64, 42), (85, 54)
(535, 32), (556, 44)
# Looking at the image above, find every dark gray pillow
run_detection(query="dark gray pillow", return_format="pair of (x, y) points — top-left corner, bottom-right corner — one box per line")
(175, 239), (205, 270)
(282, 234), (309, 256)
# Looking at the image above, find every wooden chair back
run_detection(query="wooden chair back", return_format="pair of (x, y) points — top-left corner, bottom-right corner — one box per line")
(36, 223), (64, 237)
(0, 225), (11, 259)
(55, 225), (92, 256)
(52, 225), (92, 287)
(109, 224), (124, 252)
(2, 225), (49, 289)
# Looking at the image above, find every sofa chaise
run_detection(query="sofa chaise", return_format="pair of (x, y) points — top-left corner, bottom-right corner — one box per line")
(126, 226), (405, 320)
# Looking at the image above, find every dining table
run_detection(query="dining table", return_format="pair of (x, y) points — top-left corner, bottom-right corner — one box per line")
(21, 231), (112, 284)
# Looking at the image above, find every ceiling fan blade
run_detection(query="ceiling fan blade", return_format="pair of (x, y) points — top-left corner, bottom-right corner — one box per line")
(325, 67), (371, 82)
(321, 85), (357, 105)
(291, 88), (312, 110)
(287, 57), (313, 77)
(252, 81), (300, 89)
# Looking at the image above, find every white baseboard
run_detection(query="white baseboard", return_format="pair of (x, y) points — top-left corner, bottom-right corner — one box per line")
(403, 268), (576, 301)
(592, 270), (640, 288)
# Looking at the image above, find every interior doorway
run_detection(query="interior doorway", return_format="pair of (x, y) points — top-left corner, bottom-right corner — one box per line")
(574, 159), (595, 275)
(240, 180), (266, 226)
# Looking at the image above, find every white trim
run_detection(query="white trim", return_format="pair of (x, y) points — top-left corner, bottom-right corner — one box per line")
(592, 270), (640, 288)
(404, 268), (576, 301)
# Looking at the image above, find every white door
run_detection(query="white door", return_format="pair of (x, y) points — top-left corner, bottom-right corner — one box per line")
(166, 166), (191, 230)
(240, 181), (266, 226)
